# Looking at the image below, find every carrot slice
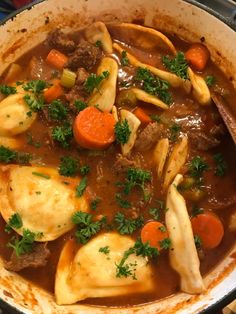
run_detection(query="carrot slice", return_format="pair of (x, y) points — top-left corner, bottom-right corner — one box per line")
(46, 49), (68, 70)
(133, 107), (152, 124)
(44, 80), (64, 103)
(191, 212), (224, 249)
(141, 221), (169, 251)
(73, 106), (116, 149)
(185, 43), (210, 71)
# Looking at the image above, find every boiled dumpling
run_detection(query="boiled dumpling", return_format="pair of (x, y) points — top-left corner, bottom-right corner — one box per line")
(0, 165), (88, 241)
(0, 93), (37, 136)
(55, 232), (154, 305)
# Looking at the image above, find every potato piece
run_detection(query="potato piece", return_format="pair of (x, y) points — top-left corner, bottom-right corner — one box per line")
(229, 210), (236, 232)
(113, 43), (190, 90)
(0, 136), (21, 150)
(153, 138), (169, 178)
(188, 67), (211, 105)
(163, 136), (188, 190)
(131, 88), (169, 110)
(0, 93), (37, 136)
(4, 63), (22, 83)
(85, 21), (113, 54)
(166, 174), (205, 294)
(88, 57), (118, 112)
(120, 109), (141, 156)
(112, 105), (118, 122)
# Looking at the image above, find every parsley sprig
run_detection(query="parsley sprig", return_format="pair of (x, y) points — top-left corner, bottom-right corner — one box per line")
(0, 145), (31, 165)
(5, 213), (23, 234)
(52, 123), (73, 148)
(48, 99), (68, 121)
(121, 51), (129, 66)
(188, 156), (208, 179)
(162, 52), (189, 80)
(135, 67), (172, 105)
(213, 153), (227, 177)
(114, 212), (144, 235)
(0, 85), (17, 95)
(114, 119), (131, 144)
(59, 156), (78, 177)
(84, 71), (109, 94)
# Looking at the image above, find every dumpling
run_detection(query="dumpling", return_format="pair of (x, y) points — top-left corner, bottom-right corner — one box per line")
(0, 93), (37, 136)
(0, 165), (88, 241)
(165, 174), (204, 294)
(55, 232), (154, 305)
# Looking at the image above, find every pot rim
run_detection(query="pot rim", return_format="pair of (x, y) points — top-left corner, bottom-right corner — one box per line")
(0, 1), (235, 313)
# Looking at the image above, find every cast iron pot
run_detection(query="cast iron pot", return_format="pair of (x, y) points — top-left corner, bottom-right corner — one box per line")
(0, 0), (235, 313)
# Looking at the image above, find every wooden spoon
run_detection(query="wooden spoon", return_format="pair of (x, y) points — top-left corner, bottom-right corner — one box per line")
(211, 91), (236, 144)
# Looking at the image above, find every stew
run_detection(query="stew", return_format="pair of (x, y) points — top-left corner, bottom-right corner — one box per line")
(0, 22), (235, 307)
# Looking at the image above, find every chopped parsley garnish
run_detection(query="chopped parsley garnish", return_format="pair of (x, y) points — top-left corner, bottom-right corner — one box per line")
(114, 119), (131, 145)
(32, 172), (51, 179)
(84, 71), (109, 94)
(121, 51), (129, 66)
(7, 229), (36, 256)
(0, 145), (31, 165)
(48, 99), (68, 121)
(120, 167), (152, 198)
(90, 198), (101, 211)
(159, 238), (172, 250)
(159, 225), (167, 233)
(169, 123), (181, 142)
(115, 193), (131, 209)
(95, 40), (102, 48)
(75, 176), (87, 197)
(194, 234), (202, 249)
(205, 75), (216, 87)
(115, 238), (159, 279)
(23, 80), (48, 94)
(114, 212), (144, 235)
(191, 205), (204, 218)
(162, 52), (189, 80)
(5, 213), (23, 233)
(99, 246), (110, 255)
(24, 94), (44, 112)
(26, 133), (41, 148)
(72, 211), (106, 244)
(0, 85), (17, 95)
(52, 123), (73, 148)
(188, 156), (208, 179)
(59, 156), (78, 177)
(74, 100), (88, 113)
(213, 153), (227, 177)
(135, 67), (172, 105)
(79, 165), (90, 176)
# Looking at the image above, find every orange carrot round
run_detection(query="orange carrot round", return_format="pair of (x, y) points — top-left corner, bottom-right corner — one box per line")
(134, 107), (152, 124)
(185, 43), (210, 71)
(73, 106), (116, 150)
(191, 212), (224, 249)
(46, 49), (68, 70)
(44, 80), (64, 103)
(141, 221), (169, 251)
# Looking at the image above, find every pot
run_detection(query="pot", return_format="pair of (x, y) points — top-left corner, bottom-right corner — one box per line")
(0, 0), (235, 313)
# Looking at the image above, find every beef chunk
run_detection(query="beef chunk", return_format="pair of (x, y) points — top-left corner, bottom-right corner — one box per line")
(47, 28), (76, 53)
(5, 243), (50, 272)
(189, 131), (220, 151)
(65, 84), (88, 103)
(67, 41), (102, 71)
(76, 67), (89, 85)
(135, 123), (165, 151)
(114, 154), (139, 173)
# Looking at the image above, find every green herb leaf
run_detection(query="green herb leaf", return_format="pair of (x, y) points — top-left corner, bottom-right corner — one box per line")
(213, 153), (227, 177)
(74, 100), (88, 113)
(0, 145), (17, 162)
(169, 123), (181, 142)
(24, 94), (44, 112)
(5, 213), (23, 233)
(133, 238), (159, 258)
(84, 71), (109, 94)
(121, 51), (129, 66)
(114, 119), (131, 145)
(0, 85), (17, 95)
(32, 172), (51, 179)
(26, 133), (41, 148)
(23, 80), (48, 94)
(191, 205), (204, 218)
(75, 176), (87, 197)
(115, 193), (131, 209)
(189, 156), (208, 179)
(194, 234), (202, 249)
(95, 40), (102, 48)
(7, 229), (36, 256)
(135, 67), (172, 105)
(59, 156), (78, 177)
(79, 165), (90, 176)
(159, 238), (171, 250)
(150, 114), (161, 123)
(114, 212), (144, 235)
(99, 246), (110, 255)
(163, 52), (189, 80)
(48, 99), (68, 121)
(149, 208), (160, 220)
(90, 198), (101, 211)
(205, 75), (216, 87)
(52, 123), (73, 148)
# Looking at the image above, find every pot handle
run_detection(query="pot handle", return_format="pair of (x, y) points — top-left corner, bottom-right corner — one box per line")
(191, 0), (236, 29)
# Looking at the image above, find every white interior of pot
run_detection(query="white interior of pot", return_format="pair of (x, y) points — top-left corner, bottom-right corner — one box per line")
(0, 0), (235, 313)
